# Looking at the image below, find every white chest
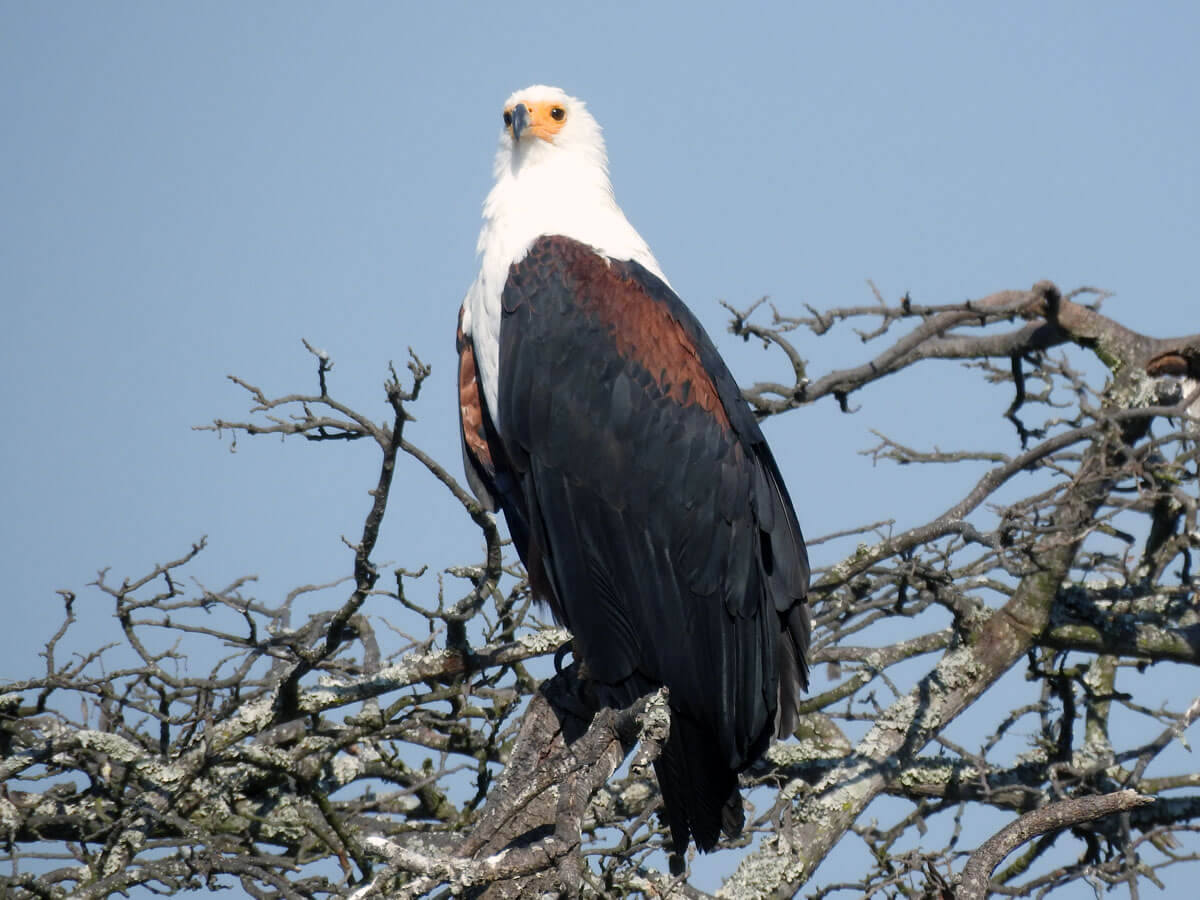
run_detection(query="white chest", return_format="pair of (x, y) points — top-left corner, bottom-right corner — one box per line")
(460, 157), (666, 427)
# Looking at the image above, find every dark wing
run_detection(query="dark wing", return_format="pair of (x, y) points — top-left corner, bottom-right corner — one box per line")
(458, 306), (561, 610)
(491, 235), (810, 852)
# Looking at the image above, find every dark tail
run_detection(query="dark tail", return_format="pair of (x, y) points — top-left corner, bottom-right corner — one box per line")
(654, 711), (743, 855)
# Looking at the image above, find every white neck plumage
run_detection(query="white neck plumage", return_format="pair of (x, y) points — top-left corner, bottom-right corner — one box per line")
(462, 131), (668, 421)
(478, 140), (664, 284)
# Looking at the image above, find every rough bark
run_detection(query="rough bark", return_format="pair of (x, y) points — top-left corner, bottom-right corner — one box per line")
(4, 286), (1199, 898)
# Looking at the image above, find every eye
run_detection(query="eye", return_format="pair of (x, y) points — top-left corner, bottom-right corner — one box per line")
(549, 106), (566, 122)
(503, 110), (513, 127)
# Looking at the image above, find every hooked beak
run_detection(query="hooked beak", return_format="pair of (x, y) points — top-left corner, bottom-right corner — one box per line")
(511, 103), (530, 141)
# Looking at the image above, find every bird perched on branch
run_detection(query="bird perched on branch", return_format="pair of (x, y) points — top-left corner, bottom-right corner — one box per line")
(456, 84), (810, 859)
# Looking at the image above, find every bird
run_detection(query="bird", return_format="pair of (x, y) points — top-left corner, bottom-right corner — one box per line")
(456, 84), (811, 858)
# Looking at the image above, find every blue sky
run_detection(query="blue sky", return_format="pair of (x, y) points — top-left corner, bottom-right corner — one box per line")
(2, 2), (1197, 893)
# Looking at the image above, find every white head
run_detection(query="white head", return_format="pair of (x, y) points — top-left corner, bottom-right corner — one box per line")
(493, 84), (608, 181)
(474, 85), (663, 281)
(463, 85), (666, 419)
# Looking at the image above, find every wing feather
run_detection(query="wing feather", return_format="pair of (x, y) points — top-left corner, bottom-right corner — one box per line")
(488, 234), (810, 850)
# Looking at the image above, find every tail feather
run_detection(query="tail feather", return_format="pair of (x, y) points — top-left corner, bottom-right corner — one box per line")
(721, 788), (745, 839)
(654, 711), (741, 854)
(776, 602), (812, 738)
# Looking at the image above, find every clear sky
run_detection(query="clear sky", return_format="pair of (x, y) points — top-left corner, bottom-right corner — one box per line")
(2, 2), (1197, 894)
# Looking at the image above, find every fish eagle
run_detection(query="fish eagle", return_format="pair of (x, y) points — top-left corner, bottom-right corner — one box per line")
(457, 85), (811, 856)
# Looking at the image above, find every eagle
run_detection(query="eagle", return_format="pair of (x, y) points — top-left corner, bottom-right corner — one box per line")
(456, 85), (811, 857)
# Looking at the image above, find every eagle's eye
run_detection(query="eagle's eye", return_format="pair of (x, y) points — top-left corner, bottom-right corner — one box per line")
(503, 110), (513, 127)
(550, 106), (566, 122)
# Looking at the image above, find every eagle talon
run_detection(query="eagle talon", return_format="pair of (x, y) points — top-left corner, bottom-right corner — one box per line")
(553, 640), (573, 676)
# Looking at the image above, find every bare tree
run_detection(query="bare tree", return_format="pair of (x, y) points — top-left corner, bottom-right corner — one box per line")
(2, 282), (1198, 898)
